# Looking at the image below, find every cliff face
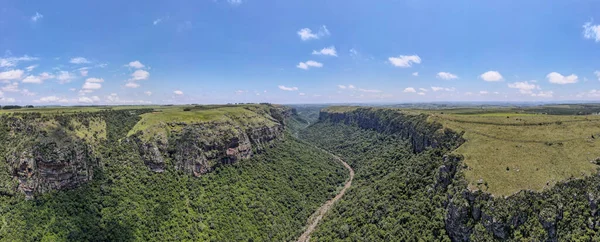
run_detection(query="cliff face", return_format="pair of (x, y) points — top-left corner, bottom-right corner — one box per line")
(1, 117), (97, 199)
(319, 108), (464, 152)
(320, 107), (600, 241)
(132, 106), (291, 176)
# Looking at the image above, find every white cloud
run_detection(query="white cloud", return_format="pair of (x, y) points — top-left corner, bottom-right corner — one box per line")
(297, 60), (323, 70)
(20, 89), (35, 96)
(388, 55), (421, 68)
(297, 25), (330, 41)
(70, 57), (90, 64)
(0, 55), (38, 67)
(348, 84), (355, 89)
(437, 72), (458, 80)
(358, 88), (382, 93)
(78, 97), (95, 103)
(144, 91), (152, 96)
(299, 93), (306, 96)
(31, 12), (43, 22)
(227, 0), (243, 5)
(403, 87), (416, 93)
(546, 72), (578, 84)
(419, 88), (428, 92)
(0, 97), (16, 103)
(153, 19), (162, 25)
(338, 85), (347, 89)
(412, 72), (419, 76)
(22, 75), (43, 84)
(480, 71), (503, 82)
(26, 65), (38, 71)
(312, 46), (337, 56)
(127, 60), (145, 69)
(125, 82), (140, 88)
(0, 70), (24, 80)
(595, 71), (600, 81)
(130, 70), (150, 81)
(57, 71), (74, 84)
(174, 90), (184, 95)
(82, 78), (104, 91)
(85, 77), (104, 83)
(431, 86), (456, 92)
(508, 81), (538, 94)
(417, 92), (425, 96)
(583, 22), (600, 42)
(349, 48), (359, 57)
(37, 96), (68, 103)
(2, 82), (19, 92)
(278, 85), (298, 91)
(480, 91), (489, 94)
(80, 69), (88, 76)
(234, 90), (247, 94)
(82, 82), (101, 90)
(531, 91), (553, 98)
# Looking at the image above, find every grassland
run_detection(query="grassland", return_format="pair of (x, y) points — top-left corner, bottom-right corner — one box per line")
(429, 111), (600, 196)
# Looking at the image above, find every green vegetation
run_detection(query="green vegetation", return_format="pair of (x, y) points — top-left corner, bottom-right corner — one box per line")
(0, 106), (347, 241)
(430, 111), (600, 196)
(301, 121), (454, 241)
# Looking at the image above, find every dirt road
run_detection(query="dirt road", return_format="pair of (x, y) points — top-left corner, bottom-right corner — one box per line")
(296, 151), (354, 242)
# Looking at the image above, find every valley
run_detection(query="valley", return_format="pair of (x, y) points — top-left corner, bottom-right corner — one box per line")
(1, 103), (600, 241)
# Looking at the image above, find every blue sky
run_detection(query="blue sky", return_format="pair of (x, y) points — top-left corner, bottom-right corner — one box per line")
(1, 0), (600, 105)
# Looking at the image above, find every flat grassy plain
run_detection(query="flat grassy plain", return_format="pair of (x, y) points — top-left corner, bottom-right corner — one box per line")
(429, 111), (600, 196)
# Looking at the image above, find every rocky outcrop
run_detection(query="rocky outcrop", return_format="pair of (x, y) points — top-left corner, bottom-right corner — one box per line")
(3, 120), (96, 199)
(319, 108), (464, 152)
(132, 106), (291, 176)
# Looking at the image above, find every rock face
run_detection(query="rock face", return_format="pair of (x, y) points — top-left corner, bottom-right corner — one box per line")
(133, 106), (291, 176)
(2, 118), (96, 199)
(319, 108), (464, 152)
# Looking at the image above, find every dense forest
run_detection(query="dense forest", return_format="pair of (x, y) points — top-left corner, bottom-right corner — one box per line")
(299, 107), (600, 241)
(0, 110), (347, 241)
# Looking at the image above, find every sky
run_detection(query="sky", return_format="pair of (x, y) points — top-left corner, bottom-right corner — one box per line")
(1, 0), (600, 105)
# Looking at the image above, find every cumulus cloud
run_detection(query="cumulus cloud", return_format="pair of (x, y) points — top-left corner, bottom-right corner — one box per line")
(583, 22), (600, 42)
(82, 77), (104, 91)
(417, 92), (425, 96)
(358, 88), (382, 93)
(31, 12), (43, 22)
(296, 60), (323, 70)
(312, 46), (337, 56)
(431, 86), (456, 92)
(297, 25), (330, 41)
(437, 72), (458, 80)
(531, 91), (553, 98)
(2, 82), (19, 92)
(130, 70), (150, 81)
(21, 89), (36, 96)
(278, 85), (298, 91)
(37, 96), (69, 103)
(26, 65), (38, 71)
(412, 72), (419, 76)
(145, 91), (152, 96)
(80, 69), (88, 77)
(546, 72), (578, 84)
(388, 55), (421, 68)
(338, 85), (347, 89)
(403, 87), (416, 93)
(0, 97), (16, 103)
(57, 71), (74, 84)
(174, 90), (184, 95)
(125, 82), (140, 88)
(22, 72), (54, 84)
(480, 71), (503, 82)
(78, 96), (96, 103)
(480, 91), (489, 94)
(0, 56), (38, 67)
(70, 57), (90, 64)
(419, 88), (428, 92)
(127, 60), (145, 69)
(0, 70), (24, 81)
(508, 81), (539, 94)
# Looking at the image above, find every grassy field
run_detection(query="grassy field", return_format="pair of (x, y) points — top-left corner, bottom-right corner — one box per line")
(429, 111), (600, 196)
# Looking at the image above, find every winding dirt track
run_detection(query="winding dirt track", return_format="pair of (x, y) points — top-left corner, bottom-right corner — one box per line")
(296, 150), (354, 242)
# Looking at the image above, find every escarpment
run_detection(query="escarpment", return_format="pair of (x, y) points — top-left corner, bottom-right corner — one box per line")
(130, 105), (291, 176)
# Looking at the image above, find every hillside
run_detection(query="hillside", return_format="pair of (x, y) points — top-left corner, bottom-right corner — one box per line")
(304, 106), (600, 241)
(0, 104), (348, 241)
